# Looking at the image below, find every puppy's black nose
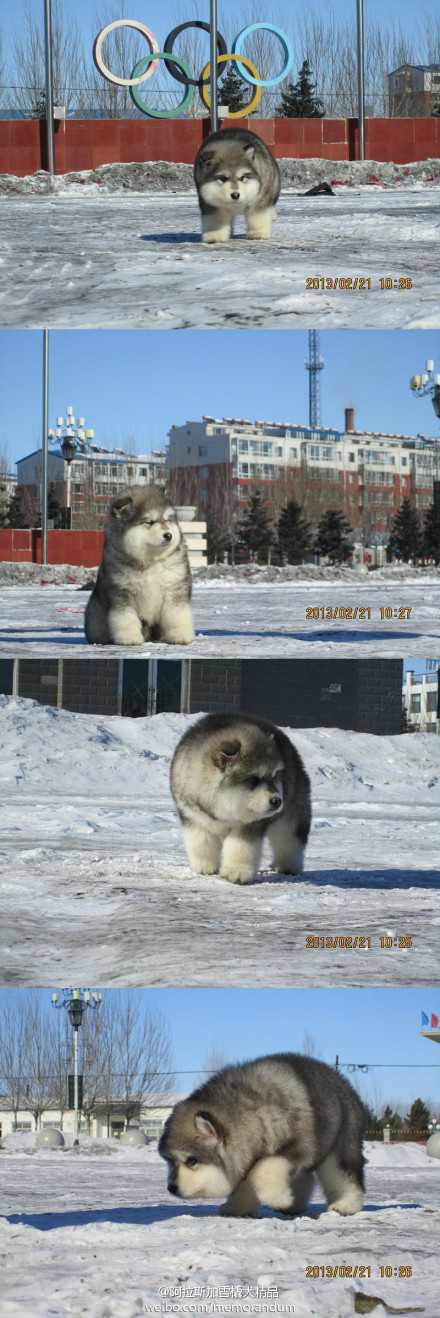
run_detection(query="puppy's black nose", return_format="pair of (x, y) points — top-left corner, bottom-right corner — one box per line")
(168, 1181), (178, 1195)
(270, 796), (282, 809)
(231, 191), (240, 200)
(163, 531), (172, 541)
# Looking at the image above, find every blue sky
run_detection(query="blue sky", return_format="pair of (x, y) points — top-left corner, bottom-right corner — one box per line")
(1, 1), (428, 58)
(1, 988), (438, 1110)
(1, 330), (439, 468)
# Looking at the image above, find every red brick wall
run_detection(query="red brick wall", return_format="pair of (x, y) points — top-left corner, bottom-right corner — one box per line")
(1, 117), (439, 175)
(0, 529), (104, 567)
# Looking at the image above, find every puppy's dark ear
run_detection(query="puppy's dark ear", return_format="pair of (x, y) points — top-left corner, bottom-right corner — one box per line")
(112, 494), (133, 521)
(244, 144), (255, 161)
(194, 1111), (223, 1144)
(197, 149), (215, 170)
(212, 740), (241, 771)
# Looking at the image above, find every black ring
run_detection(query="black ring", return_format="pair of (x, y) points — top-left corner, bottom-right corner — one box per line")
(163, 21), (227, 87)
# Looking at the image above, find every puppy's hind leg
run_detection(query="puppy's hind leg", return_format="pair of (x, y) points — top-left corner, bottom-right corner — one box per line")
(107, 607), (144, 646)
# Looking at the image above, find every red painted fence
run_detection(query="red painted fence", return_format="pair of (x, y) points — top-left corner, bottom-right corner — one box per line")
(0, 529), (104, 567)
(0, 116), (439, 176)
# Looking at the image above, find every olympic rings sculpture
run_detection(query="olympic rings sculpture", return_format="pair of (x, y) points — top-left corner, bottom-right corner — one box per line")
(93, 19), (294, 119)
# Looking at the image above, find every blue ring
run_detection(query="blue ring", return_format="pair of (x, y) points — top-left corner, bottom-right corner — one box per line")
(232, 23), (293, 87)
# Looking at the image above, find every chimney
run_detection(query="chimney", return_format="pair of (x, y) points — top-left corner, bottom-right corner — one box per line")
(345, 407), (355, 432)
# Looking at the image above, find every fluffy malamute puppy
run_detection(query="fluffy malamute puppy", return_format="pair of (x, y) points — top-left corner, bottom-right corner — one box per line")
(194, 127), (280, 243)
(159, 1054), (366, 1218)
(85, 486), (194, 646)
(170, 712), (311, 884)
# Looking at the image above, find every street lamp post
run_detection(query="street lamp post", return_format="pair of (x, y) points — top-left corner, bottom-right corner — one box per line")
(410, 360), (440, 525)
(52, 989), (102, 1144)
(50, 408), (92, 528)
(209, 0), (218, 132)
(43, 0), (55, 176)
(356, 0), (366, 162)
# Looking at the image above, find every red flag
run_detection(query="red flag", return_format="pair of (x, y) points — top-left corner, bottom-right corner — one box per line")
(431, 1014), (439, 1029)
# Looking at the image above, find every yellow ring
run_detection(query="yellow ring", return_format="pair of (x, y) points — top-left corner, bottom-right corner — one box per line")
(199, 54), (262, 117)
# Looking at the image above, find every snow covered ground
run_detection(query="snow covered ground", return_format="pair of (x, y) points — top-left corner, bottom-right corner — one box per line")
(0, 567), (439, 657)
(0, 1137), (438, 1318)
(0, 157), (438, 328)
(1, 698), (439, 988)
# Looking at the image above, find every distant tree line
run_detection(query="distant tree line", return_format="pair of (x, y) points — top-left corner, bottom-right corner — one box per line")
(221, 490), (440, 567)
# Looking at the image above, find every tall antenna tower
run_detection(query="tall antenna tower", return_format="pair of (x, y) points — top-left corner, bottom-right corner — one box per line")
(305, 330), (325, 428)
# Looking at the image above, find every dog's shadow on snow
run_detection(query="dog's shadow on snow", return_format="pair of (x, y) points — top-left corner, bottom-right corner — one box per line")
(253, 867), (439, 891)
(4, 1200), (421, 1232)
(140, 232), (200, 244)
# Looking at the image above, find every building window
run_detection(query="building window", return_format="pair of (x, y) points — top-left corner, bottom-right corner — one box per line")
(290, 447), (297, 458)
(198, 445), (208, 457)
(427, 692), (437, 711)
(411, 695), (421, 713)
(349, 453), (356, 462)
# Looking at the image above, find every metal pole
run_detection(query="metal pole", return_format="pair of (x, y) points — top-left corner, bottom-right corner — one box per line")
(356, 0), (365, 162)
(209, 0), (218, 132)
(67, 462), (72, 527)
(44, 0), (55, 176)
(73, 1025), (79, 1145)
(42, 330), (49, 565)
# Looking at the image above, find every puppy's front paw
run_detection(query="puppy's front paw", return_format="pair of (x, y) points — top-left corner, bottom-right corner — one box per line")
(202, 229), (231, 244)
(219, 1201), (256, 1217)
(219, 866), (256, 885)
(162, 628), (195, 645)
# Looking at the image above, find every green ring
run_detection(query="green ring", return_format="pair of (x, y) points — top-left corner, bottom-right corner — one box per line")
(129, 52), (195, 118)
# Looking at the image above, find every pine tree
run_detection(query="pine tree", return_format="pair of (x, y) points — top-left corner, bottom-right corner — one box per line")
(206, 507), (233, 564)
(315, 509), (353, 564)
(218, 66), (248, 115)
(48, 482), (63, 528)
(7, 489), (29, 528)
(423, 503), (440, 564)
(364, 1105), (382, 1136)
(239, 490), (274, 560)
(277, 497), (312, 564)
(406, 1098), (430, 1132)
(382, 1104), (402, 1129)
(275, 59), (324, 118)
(388, 497), (423, 561)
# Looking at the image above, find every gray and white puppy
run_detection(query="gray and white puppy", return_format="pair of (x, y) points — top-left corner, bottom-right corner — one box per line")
(194, 127), (280, 243)
(159, 1053), (366, 1218)
(85, 486), (194, 646)
(170, 712), (311, 884)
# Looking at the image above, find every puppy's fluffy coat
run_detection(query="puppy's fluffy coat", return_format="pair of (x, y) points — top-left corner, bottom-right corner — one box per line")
(194, 127), (280, 243)
(159, 1054), (366, 1218)
(85, 486), (194, 646)
(170, 712), (311, 884)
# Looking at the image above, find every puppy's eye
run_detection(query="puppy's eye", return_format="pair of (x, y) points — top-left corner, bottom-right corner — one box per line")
(247, 776), (260, 789)
(186, 1157), (198, 1168)
(217, 175), (228, 183)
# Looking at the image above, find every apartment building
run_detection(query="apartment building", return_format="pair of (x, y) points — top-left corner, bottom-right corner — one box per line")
(167, 409), (440, 543)
(16, 445), (167, 530)
(403, 669), (439, 733)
